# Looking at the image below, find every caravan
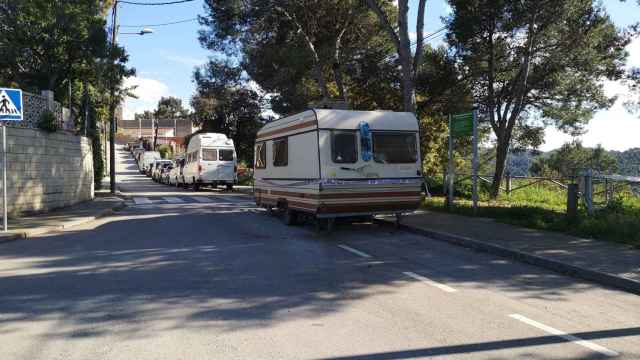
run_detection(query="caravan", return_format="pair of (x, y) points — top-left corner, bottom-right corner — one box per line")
(183, 133), (237, 190)
(253, 109), (423, 225)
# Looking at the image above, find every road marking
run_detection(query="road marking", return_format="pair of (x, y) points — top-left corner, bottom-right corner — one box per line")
(508, 314), (619, 357)
(338, 245), (372, 258)
(163, 197), (185, 204)
(133, 197), (152, 205)
(403, 271), (458, 293)
(192, 197), (213, 203)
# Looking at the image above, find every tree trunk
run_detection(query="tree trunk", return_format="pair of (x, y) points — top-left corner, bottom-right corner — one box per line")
(397, 0), (416, 113)
(332, 61), (347, 104)
(491, 136), (509, 198)
(313, 62), (330, 101)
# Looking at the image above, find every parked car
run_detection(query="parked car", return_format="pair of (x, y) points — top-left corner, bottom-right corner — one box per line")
(140, 151), (161, 175)
(168, 158), (185, 187)
(151, 160), (173, 181)
(182, 133), (237, 191)
(160, 163), (174, 184)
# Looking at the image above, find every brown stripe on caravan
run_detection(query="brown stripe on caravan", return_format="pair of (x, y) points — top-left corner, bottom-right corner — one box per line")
(319, 201), (420, 214)
(319, 191), (420, 199)
(256, 119), (318, 140)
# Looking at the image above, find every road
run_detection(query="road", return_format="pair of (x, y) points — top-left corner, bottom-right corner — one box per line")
(0, 145), (638, 359)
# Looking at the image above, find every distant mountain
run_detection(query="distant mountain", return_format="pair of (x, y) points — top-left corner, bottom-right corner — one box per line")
(500, 148), (640, 177)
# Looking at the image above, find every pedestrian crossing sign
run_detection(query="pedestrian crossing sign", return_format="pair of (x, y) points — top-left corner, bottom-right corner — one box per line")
(0, 88), (23, 121)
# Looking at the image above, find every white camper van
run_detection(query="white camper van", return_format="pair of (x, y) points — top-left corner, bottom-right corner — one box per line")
(183, 133), (237, 190)
(254, 109), (422, 225)
(140, 151), (161, 176)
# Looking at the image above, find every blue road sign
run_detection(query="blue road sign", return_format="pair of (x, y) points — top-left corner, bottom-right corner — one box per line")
(0, 88), (23, 121)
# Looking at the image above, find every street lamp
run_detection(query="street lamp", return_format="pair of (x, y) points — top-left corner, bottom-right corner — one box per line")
(108, 0), (153, 194)
(121, 28), (154, 36)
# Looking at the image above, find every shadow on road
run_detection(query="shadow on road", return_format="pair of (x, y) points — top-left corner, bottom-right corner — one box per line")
(0, 192), (637, 357)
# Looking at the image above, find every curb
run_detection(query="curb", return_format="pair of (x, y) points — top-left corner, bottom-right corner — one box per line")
(376, 218), (640, 296)
(1, 199), (127, 241)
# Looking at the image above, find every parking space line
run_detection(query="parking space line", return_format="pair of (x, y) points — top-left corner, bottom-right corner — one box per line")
(338, 245), (372, 258)
(403, 271), (458, 293)
(163, 197), (185, 204)
(192, 197), (213, 203)
(509, 314), (619, 357)
(133, 197), (152, 205)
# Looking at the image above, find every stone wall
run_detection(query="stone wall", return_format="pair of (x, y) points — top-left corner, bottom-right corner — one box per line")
(3, 127), (94, 216)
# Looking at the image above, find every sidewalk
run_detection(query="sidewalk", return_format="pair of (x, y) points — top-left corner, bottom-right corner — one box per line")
(381, 210), (640, 295)
(0, 192), (125, 242)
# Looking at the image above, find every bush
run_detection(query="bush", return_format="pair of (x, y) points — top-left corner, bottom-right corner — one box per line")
(158, 144), (173, 159)
(38, 111), (59, 133)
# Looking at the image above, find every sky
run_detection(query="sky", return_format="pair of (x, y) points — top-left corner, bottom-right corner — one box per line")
(116, 0), (640, 152)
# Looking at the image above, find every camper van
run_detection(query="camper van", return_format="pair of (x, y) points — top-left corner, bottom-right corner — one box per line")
(253, 109), (422, 225)
(183, 133), (237, 190)
(140, 151), (161, 176)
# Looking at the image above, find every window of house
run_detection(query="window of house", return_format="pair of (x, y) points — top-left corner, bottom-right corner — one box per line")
(331, 131), (358, 164)
(202, 149), (217, 161)
(255, 143), (266, 169)
(372, 133), (418, 164)
(219, 149), (234, 161)
(273, 138), (288, 167)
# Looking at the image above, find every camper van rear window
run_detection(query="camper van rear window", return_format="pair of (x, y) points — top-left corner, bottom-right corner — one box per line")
(202, 149), (217, 161)
(273, 138), (288, 167)
(332, 132), (358, 164)
(255, 143), (266, 169)
(219, 149), (234, 161)
(373, 133), (417, 164)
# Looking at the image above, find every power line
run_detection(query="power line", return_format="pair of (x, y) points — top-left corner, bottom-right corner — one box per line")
(119, 0), (195, 5)
(378, 26), (447, 65)
(120, 17), (198, 27)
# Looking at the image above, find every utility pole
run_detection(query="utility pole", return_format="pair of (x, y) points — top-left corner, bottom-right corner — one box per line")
(108, 1), (118, 194)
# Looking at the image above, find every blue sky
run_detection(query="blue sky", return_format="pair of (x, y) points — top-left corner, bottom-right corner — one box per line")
(117, 0), (640, 151)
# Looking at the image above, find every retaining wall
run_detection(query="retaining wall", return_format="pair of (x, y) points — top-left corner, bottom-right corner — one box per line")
(3, 127), (94, 216)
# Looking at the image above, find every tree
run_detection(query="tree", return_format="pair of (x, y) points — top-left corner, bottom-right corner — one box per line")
(200, 0), (376, 108)
(446, 0), (630, 197)
(191, 60), (264, 163)
(0, 1), (116, 97)
(531, 141), (618, 177)
(365, 0), (427, 112)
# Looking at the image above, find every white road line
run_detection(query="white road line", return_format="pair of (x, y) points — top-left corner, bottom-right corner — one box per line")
(403, 271), (458, 293)
(192, 197), (213, 203)
(338, 245), (372, 258)
(163, 197), (185, 204)
(509, 314), (619, 357)
(133, 197), (152, 205)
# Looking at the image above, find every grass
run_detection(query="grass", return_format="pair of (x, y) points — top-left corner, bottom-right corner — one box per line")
(423, 179), (640, 248)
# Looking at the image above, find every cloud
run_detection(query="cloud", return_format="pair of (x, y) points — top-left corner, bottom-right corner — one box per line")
(122, 76), (170, 119)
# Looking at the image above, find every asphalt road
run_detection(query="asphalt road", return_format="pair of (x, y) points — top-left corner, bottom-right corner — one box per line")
(0, 146), (638, 359)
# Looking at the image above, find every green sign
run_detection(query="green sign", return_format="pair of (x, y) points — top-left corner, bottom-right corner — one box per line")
(451, 112), (473, 138)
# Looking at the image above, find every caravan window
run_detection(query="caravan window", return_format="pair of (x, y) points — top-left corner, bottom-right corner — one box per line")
(255, 143), (266, 169)
(219, 149), (234, 161)
(202, 149), (217, 161)
(331, 131), (357, 163)
(273, 138), (288, 167)
(373, 133), (418, 164)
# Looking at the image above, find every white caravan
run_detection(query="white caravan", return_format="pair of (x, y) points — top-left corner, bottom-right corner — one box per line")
(254, 109), (422, 225)
(183, 133), (237, 190)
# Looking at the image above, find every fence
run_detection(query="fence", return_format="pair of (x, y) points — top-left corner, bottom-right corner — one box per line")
(0, 90), (74, 131)
(440, 171), (639, 215)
